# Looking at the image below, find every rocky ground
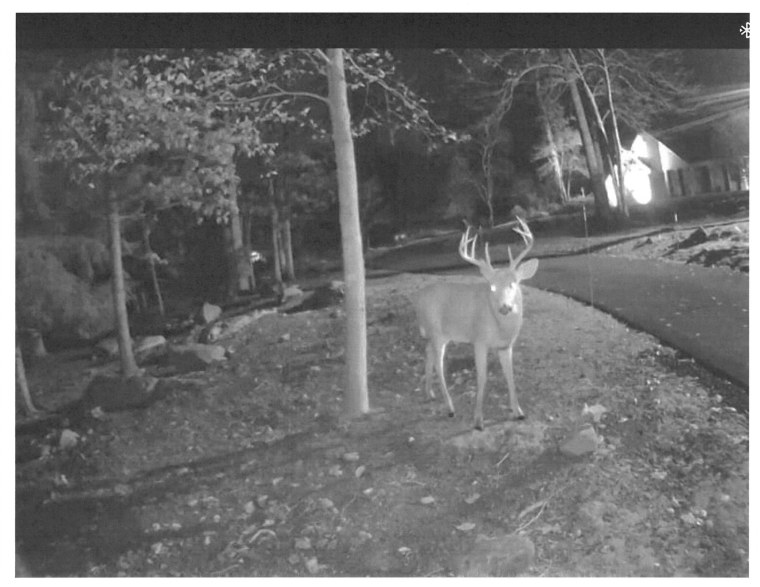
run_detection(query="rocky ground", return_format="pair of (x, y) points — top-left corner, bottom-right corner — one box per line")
(16, 258), (749, 576)
(601, 219), (748, 273)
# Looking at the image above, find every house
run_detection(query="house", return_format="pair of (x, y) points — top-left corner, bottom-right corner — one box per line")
(608, 84), (749, 208)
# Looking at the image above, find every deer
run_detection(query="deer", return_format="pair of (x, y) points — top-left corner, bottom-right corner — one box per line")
(413, 217), (538, 431)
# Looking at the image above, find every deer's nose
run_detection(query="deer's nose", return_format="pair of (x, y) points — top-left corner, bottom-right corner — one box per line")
(498, 304), (512, 315)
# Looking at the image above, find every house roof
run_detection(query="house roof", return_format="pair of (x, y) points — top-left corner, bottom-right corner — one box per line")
(648, 84), (749, 162)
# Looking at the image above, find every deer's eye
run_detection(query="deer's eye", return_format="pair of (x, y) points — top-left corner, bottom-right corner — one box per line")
(490, 284), (497, 293)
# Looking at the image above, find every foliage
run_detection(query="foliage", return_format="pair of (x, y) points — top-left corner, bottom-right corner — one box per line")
(20, 234), (111, 283)
(532, 101), (587, 193)
(16, 237), (114, 341)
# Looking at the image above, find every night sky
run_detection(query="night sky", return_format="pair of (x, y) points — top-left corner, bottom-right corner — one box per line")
(683, 49), (749, 86)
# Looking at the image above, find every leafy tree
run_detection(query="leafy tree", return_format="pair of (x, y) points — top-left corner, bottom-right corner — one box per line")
(41, 49), (228, 375)
(565, 49), (698, 218)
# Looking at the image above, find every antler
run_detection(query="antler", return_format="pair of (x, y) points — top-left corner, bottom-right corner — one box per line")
(459, 225), (495, 278)
(507, 217), (534, 268)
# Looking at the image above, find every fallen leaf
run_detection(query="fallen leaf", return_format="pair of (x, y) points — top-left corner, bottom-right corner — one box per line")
(342, 452), (360, 462)
(355, 465), (366, 478)
(398, 546), (411, 555)
(113, 483), (131, 497)
(582, 403), (608, 422)
(244, 501), (255, 514)
(328, 465), (343, 477)
(318, 498), (336, 510)
(295, 537), (312, 550)
(420, 496), (435, 505)
(90, 406), (107, 420)
(464, 493), (480, 504)
(59, 429), (80, 449)
(455, 522), (476, 532)
(304, 557), (324, 574)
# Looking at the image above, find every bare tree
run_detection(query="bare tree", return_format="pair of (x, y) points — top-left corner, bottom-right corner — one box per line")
(325, 48), (369, 416)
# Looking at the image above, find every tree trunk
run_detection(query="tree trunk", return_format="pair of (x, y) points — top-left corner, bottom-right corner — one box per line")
(228, 186), (254, 296)
(17, 84), (48, 225)
(326, 48), (370, 418)
(108, 191), (139, 377)
(270, 195), (283, 286)
(242, 206), (256, 290)
(564, 51), (610, 227)
(536, 85), (568, 203)
(16, 343), (40, 416)
(282, 215), (295, 281)
(600, 50), (629, 217)
(142, 218), (165, 317)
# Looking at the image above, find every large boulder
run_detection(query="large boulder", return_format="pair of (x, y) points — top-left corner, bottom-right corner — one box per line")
(134, 335), (168, 364)
(83, 374), (159, 411)
(167, 343), (226, 373)
(197, 302), (223, 325)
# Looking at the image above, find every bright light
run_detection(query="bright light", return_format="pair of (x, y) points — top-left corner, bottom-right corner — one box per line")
(626, 167), (652, 204)
(605, 174), (618, 208)
(625, 155), (653, 205)
(606, 150), (654, 206)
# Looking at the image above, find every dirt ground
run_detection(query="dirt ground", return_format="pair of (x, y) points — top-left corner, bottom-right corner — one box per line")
(16, 266), (749, 576)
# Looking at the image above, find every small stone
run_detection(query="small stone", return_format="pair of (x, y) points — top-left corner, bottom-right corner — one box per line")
(560, 426), (600, 457)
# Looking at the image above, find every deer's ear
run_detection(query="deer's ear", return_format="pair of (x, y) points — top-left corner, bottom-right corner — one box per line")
(516, 258), (538, 281)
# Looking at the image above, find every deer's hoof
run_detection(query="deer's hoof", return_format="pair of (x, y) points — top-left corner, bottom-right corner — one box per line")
(448, 411), (455, 418)
(474, 422), (484, 431)
(514, 413), (526, 421)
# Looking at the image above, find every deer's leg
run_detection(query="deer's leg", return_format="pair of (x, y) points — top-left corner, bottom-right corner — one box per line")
(424, 341), (436, 400)
(473, 342), (489, 430)
(497, 346), (525, 420)
(433, 340), (455, 417)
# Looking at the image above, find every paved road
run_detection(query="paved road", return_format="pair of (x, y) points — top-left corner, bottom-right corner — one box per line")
(372, 244), (749, 392)
(529, 254), (749, 390)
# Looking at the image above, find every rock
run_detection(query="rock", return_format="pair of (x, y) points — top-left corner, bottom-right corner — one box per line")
(560, 426), (600, 457)
(310, 284), (344, 308)
(675, 226), (708, 250)
(134, 335), (167, 363)
(83, 374), (159, 411)
(282, 285), (304, 301)
(197, 302), (222, 325)
(167, 343), (226, 373)
(210, 312), (271, 341)
(94, 337), (120, 360)
(177, 324), (204, 345)
(199, 322), (225, 343)
(453, 533), (535, 576)
(279, 291), (315, 314)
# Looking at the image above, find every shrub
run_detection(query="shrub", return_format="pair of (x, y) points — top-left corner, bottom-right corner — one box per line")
(16, 237), (114, 344)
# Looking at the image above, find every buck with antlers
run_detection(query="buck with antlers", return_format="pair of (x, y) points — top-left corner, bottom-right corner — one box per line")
(413, 217), (539, 430)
